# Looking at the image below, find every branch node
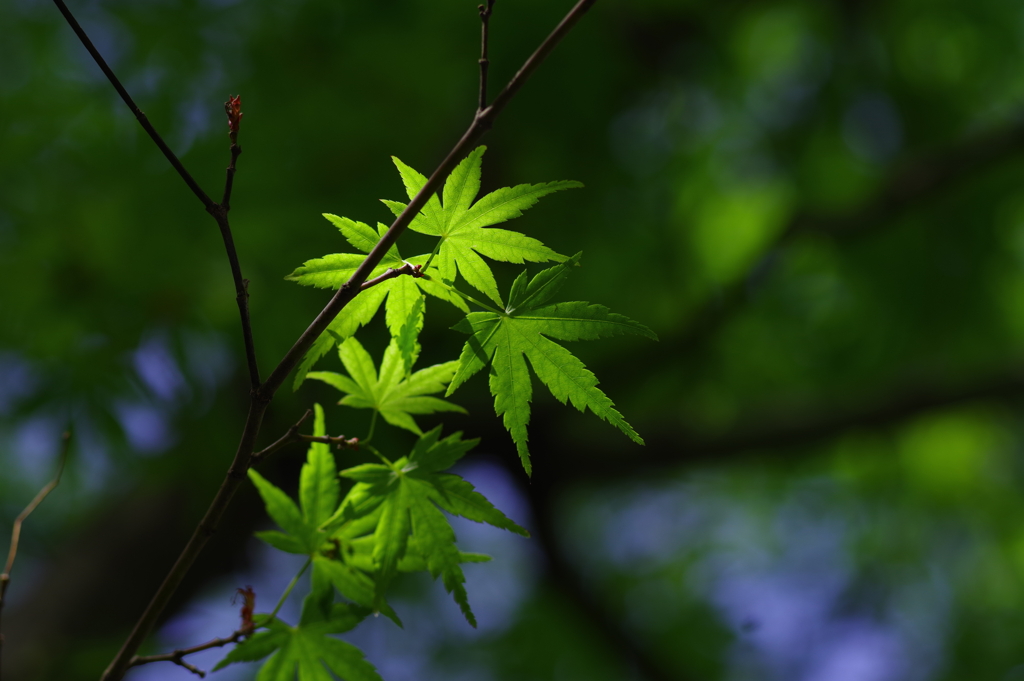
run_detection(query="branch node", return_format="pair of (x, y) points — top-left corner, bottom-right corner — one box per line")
(250, 409), (314, 465)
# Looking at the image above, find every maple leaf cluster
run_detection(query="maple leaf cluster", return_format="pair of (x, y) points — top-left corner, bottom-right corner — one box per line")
(219, 148), (654, 680)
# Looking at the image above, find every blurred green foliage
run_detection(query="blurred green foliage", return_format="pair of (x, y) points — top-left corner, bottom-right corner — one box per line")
(7, 0), (1024, 679)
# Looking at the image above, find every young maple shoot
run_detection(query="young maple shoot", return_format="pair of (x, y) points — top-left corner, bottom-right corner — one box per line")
(286, 145), (579, 388)
(307, 334), (464, 437)
(220, 145), (652, 679)
(224, 409), (525, 678)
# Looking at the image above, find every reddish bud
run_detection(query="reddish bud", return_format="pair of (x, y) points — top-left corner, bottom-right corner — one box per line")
(225, 95), (243, 140)
(233, 585), (256, 631)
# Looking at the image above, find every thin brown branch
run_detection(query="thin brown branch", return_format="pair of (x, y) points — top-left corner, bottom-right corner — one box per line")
(298, 433), (360, 449)
(249, 409), (313, 465)
(101, 4), (597, 678)
(211, 95), (259, 388)
(248, 411), (363, 466)
(360, 262), (420, 291)
(478, 0), (497, 111)
(1, 431), (71, 677)
(50, 0), (214, 210)
(221, 144), (242, 211)
(52, 2), (262, 390)
(209, 206), (260, 389)
(127, 627), (251, 679)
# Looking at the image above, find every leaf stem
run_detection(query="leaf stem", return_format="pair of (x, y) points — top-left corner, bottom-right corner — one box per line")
(424, 275), (503, 314)
(364, 411), (379, 445)
(420, 238), (444, 274)
(267, 558), (311, 623)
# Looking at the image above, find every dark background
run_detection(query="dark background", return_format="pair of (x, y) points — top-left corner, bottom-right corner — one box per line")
(5, 0), (1024, 679)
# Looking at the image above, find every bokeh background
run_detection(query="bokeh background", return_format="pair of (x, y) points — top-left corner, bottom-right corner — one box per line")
(5, 0), (1024, 679)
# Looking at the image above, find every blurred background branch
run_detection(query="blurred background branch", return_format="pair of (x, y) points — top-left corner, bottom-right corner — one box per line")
(6, 0), (1024, 679)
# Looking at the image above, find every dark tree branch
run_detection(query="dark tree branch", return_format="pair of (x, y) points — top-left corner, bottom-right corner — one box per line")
(520, 471), (686, 681)
(127, 626), (251, 679)
(52, 0), (262, 391)
(50, 0), (215, 210)
(248, 409), (312, 465)
(0, 431), (70, 675)
(533, 369), (1024, 482)
(100, 3), (598, 678)
(248, 409), (360, 465)
(478, 0), (496, 111)
(667, 120), (1024, 361)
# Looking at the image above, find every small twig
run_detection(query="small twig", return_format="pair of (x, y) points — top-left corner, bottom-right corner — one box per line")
(249, 409), (313, 465)
(298, 434), (360, 450)
(52, 0), (261, 390)
(0, 431), (71, 676)
(478, 0), (496, 111)
(222, 95), (243, 211)
(211, 95), (260, 389)
(250, 410), (359, 466)
(359, 262), (420, 291)
(127, 627), (251, 678)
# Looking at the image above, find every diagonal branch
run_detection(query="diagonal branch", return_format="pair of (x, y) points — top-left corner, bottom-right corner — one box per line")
(248, 409), (312, 465)
(667, 120), (1024, 361)
(52, 0), (261, 389)
(51, 0), (215, 210)
(248, 409), (360, 465)
(0, 431), (71, 676)
(533, 368), (1024, 482)
(99, 2), (598, 678)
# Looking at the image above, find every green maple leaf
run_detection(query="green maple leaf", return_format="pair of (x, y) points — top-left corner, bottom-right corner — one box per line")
(382, 146), (579, 306)
(286, 216), (468, 389)
(446, 253), (657, 475)
(307, 335), (465, 436)
(212, 606), (381, 681)
(337, 427), (529, 626)
(249, 404), (401, 624)
(249, 404), (338, 556)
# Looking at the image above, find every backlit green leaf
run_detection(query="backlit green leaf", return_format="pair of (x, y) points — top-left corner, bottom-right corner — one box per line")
(447, 254), (657, 474)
